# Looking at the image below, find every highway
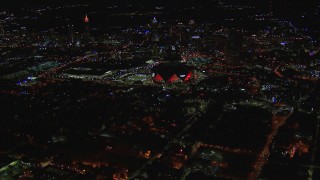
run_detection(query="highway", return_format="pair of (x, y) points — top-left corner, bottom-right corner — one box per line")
(28, 54), (98, 90)
(38, 53), (97, 78)
(250, 112), (292, 180)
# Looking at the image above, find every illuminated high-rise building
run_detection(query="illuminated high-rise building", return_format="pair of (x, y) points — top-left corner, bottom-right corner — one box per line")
(178, 22), (183, 42)
(68, 25), (74, 44)
(0, 25), (4, 36)
(83, 14), (90, 33)
(150, 17), (161, 59)
(82, 14), (92, 45)
(225, 30), (243, 64)
(84, 14), (89, 23)
(269, 0), (273, 15)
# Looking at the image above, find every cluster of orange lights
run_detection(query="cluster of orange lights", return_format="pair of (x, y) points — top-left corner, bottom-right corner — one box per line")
(287, 141), (309, 158)
(211, 161), (229, 168)
(112, 169), (128, 180)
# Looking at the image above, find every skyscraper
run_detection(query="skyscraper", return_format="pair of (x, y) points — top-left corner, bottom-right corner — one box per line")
(269, 0), (273, 15)
(0, 25), (4, 36)
(68, 25), (74, 44)
(84, 14), (89, 23)
(82, 14), (91, 45)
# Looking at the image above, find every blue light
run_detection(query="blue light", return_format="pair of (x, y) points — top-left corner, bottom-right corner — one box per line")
(309, 51), (316, 56)
(144, 30), (150, 34)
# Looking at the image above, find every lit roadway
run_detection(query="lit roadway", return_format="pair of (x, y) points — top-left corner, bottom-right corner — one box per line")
(250, 64), (316, 180)
(308, 114), (320, 180)
(249, 113), (292, 180)
(274, 65), (284, 78)
(129, 115), (199, 179)
(38, 53), (97, 78)
(28, 53), (98, 90)
(249, 64), (311, 179)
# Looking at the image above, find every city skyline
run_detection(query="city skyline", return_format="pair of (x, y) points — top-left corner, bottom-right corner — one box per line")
(0, 0), (319, 179)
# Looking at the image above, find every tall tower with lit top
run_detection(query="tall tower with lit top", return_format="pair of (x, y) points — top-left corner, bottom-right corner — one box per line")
(0, 25), (4, 36)
(82, 14), (91, 45)
(269, 0), (273, 15)
(84, 14), (89, 23)
(150, 17), (160, 59)
(83, 14), (90, 34)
